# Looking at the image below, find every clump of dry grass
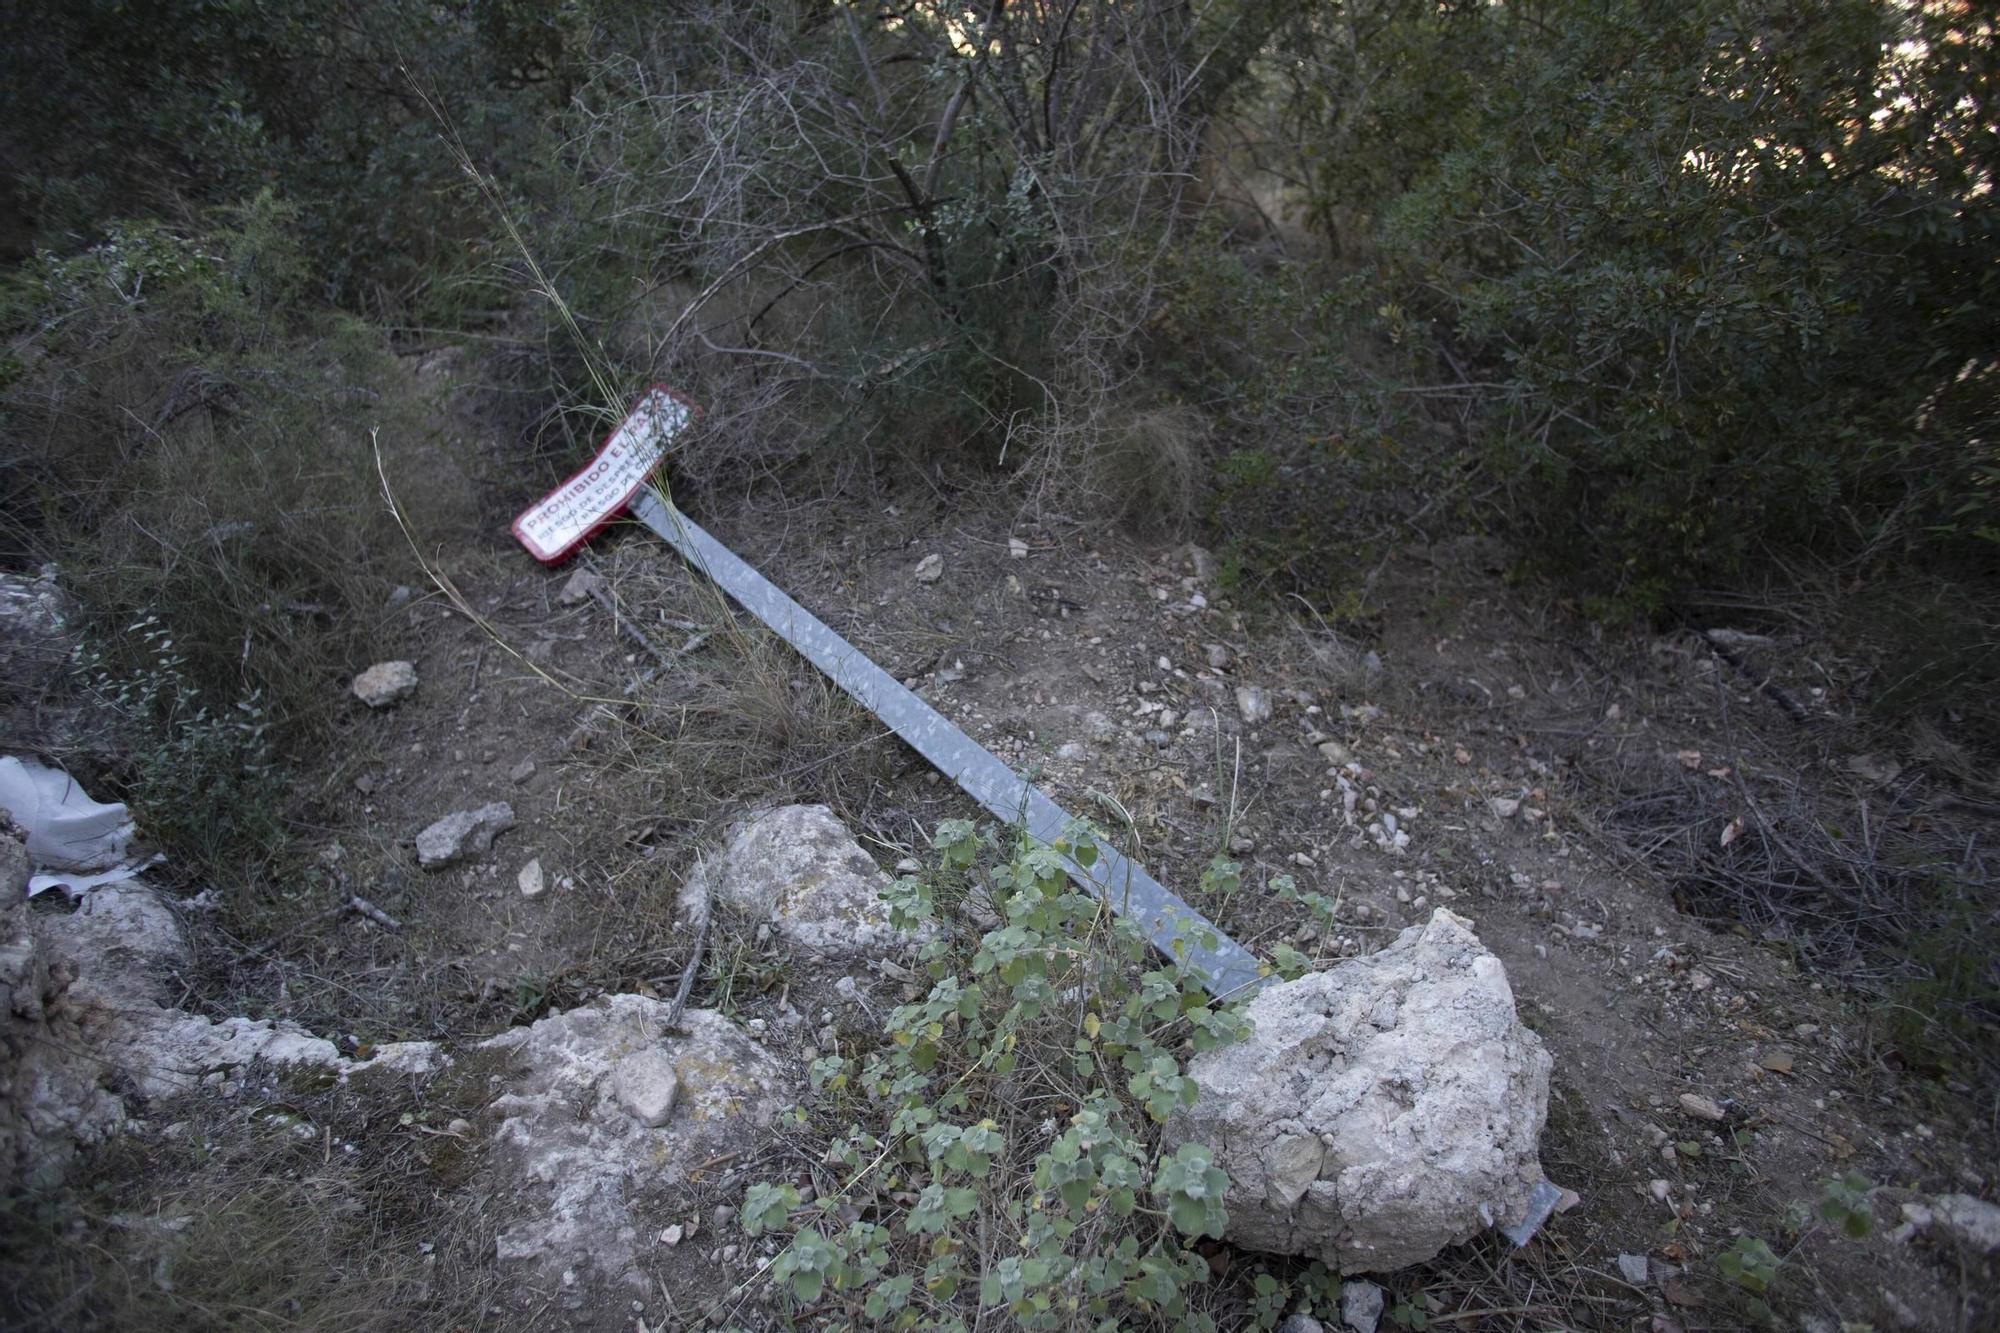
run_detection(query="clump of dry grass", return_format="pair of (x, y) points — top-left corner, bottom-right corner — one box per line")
(1092, 404), (1209, 538)
(0, 1091), (498, 1331)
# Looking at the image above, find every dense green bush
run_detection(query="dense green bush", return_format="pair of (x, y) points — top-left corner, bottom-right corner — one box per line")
(0, 0), (588, 303)
(510, 1), (1304, 510)
(1295, 0), (1999, 607)
(0, 193), (432, 866)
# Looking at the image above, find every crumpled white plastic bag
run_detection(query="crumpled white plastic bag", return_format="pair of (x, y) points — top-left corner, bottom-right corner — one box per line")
(0, 755), (146, 896)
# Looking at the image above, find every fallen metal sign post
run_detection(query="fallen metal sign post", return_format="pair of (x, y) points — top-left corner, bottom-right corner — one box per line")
(510, 391), (1262, 995)
(516, 390), (1264, 992)
(628, 487), (1267, 1001)
(514, 391), (1570, 1246)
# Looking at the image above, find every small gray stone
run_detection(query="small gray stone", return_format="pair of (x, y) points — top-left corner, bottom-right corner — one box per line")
(1616, 1253), (1648, 1284)
(1341, 1280), (1384, 1333)
(1488, 797), (1521, 820)
(352, 660), (419, 708)
(557, 568), (603, 606)
(914, 553), (944, 583)
(415, 802), (516, 869)
(510, 757), (537, 785)
(1277, 1315), (1325, 1333)
(1235, 685), (1273, 725)
(611, 1048), (680, 1128)
(518, 858), (546, 899)
(1205, 643), (1232, 670)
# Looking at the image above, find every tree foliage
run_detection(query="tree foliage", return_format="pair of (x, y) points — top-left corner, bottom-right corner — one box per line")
(1296, 0), (1999, 604)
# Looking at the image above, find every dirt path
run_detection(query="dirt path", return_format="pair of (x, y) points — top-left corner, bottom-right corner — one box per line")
(10, 408), (1992, 1330)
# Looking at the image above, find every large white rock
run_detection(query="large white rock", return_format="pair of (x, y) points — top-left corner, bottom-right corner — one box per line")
(0, 834), (437, 1191)
(481, 996), (791, 1286)
(1932, 1193), (2000, 1254)
(680, 804), (910, 960)
(1166, 909), (1551, 1273)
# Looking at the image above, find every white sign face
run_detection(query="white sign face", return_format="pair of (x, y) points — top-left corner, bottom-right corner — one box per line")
(511, 387), (695, 564)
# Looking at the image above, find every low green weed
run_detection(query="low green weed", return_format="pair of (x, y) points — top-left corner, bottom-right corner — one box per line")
(747, 819), (1256, 1329)
(72, 613), (281, 867)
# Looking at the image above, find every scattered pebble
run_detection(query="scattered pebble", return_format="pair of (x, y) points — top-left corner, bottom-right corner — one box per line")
(914, 553), (944, 583)
(1340, 1279), (1384, 1333)
(1235, 685), (1273, 724)
(557, 567), (603, 606)
(415, 802), (516, 869)
(518, 858), (546, 899)
(352, 660), (418, 708)
(1008, 537), (1029, 559)
(1678, 1093), (1726, 1122)
(510, 757), (537, 785)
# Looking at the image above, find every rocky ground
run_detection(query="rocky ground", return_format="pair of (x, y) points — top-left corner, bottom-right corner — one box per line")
(2, 363), (1996, 1332)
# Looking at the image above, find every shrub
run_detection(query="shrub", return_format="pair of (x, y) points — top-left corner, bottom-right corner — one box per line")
(0, 0), (580, 301)
(0, 192), (436, 869)
(1295, 0), (2000, 608)
(745, 818), (1256, 1329)
(509, 1), (1302, 517)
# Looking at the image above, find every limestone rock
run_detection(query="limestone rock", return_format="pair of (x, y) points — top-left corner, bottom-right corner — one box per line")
(1165, 909), (1551, 1273)
(1932, 1193), (2000, 1253)
(481, 996), (791, 1286)
(416, 802), (515, 869)
(680, 804), (914, 961)
(518, 858), (546, 899)
(610, 1047), (680, 1127)
(351, 660), (419, 708)
(558, 567), (603, 606)
(1342, 1281), (1385, 1333)
(1236, 685), (1274, 725)
(0, 853), (439, 1191)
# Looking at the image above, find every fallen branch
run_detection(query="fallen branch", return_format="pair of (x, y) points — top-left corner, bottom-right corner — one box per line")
(253, 894), (402, 952)
(1701, 628), (1810, 724)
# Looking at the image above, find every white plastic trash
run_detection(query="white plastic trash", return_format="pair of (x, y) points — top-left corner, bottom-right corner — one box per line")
(0, 755), (137, 872)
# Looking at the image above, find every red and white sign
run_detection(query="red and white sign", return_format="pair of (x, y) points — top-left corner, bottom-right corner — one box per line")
(511, 386), (698, 564)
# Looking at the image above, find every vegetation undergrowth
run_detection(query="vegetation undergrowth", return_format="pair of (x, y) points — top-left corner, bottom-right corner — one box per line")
(733, 819), (1346, 1331)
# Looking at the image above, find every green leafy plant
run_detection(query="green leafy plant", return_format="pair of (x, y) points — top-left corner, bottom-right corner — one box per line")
(740, 819), (1253, 1329)
(73, 614), (280, 866)
(1816, 1172), (1875, 1240)
(1718, 1234), (1782, 1296)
